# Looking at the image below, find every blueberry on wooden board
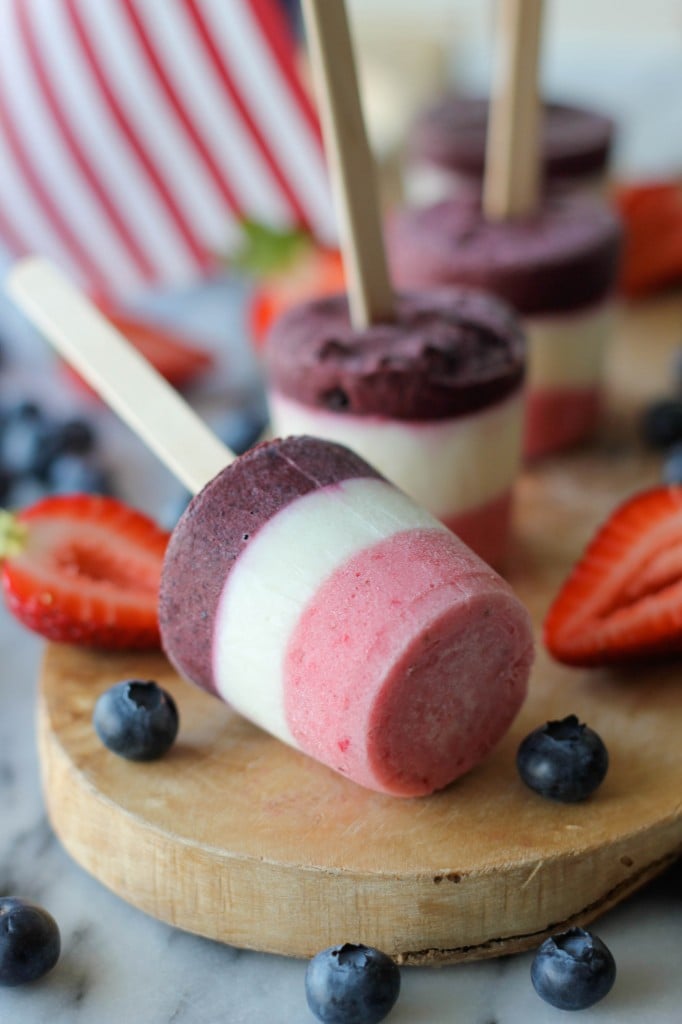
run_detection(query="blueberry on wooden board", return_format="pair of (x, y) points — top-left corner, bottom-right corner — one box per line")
(93, 680), (179, 761)
(640, 399), (682, 450)
(516, 715), (608, 802)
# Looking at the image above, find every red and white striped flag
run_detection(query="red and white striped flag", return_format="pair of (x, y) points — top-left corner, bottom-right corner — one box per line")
(0, 0), (334, 298)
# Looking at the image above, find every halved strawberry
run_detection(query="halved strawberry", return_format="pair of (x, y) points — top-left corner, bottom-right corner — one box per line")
(544, 486), (682, 666)
(62, 311), (215, 397)
(0, 495), (170, 649)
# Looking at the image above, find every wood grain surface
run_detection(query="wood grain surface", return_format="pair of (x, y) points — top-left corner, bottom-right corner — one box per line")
(38, 295), (682, 964)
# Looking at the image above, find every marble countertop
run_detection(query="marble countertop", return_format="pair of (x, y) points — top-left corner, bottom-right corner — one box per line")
(0, 274), (681, 1024)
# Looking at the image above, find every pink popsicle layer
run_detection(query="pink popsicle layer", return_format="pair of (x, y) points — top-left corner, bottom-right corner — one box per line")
(285, 527), (532, 796)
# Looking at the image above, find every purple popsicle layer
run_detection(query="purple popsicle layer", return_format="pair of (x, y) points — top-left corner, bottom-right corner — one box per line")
(265, 288), (525, 420)
(387, 196), (622, 316)
(408, 96), (614, 185)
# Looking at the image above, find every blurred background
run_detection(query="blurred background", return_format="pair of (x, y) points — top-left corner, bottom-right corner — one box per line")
(348, 0), (682, 176)
(0, 0), (680, 519)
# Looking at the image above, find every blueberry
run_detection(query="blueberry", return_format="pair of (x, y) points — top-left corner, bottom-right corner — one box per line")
(531, 927), (616, 1010)
(0, 402), (48, 476)
(46, 455), (114, 496)
(32, 418), (97, 480)
(305, 943), (401, 1024)
(5, 475), (49, 509)
(516, 715), (608, 802)
(662, 443), (682, 484)
(0, 898), (60, 986)
(640, 399), (682, 450)
(93, 680), (179, 761)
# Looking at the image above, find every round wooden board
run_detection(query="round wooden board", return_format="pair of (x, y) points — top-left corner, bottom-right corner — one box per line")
(38, 297), (682, 965)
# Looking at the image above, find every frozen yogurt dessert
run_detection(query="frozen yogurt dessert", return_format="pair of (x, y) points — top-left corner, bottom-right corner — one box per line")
(405, 96), (614, 207)
(266, 288), (526, 566)
(388, 196), (622, 458)
(159, 435), (534, 796)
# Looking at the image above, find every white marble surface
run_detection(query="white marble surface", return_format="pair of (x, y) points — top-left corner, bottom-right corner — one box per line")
(0, 273), (681, 1024)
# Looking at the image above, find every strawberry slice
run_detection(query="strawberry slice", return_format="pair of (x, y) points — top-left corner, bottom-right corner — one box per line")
(63, 311), (214, 397)
(544, 486), (682, 666)
(0, 495), (169, 649)
(614, 181), (682, 298)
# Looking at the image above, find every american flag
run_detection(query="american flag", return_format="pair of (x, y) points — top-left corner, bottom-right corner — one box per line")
(0, 0), (334, 298)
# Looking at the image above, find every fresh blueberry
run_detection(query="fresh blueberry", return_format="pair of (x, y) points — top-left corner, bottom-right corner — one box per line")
(662, 443), (682, 484)
(0, 898), (60, 986)
(0, 402), (48, 476)
(46, 455), (114, 496)
(531, 927), (616, 1010)
(516, 715), (608, 802)
(5, 475), (49, 509)
(640, 398), (682, 450)
(305, 943), (401, 1024)
(32, 418), (97, 480)
(93, 680), (179, 761)
(215, 405), (268, 456)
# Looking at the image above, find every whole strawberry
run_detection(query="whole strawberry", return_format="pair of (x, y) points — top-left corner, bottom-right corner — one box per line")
(0, 494), (169, 649)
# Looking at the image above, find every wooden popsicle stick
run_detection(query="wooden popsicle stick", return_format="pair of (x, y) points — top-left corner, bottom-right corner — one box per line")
(5, 258), (231, 495)
(301, 0), (393, 328)
(483, 0), (545, 221)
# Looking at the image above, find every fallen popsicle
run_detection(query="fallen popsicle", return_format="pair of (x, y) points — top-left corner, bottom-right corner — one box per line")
(7, 258), (534, 798)
(266, 0), (527, 567)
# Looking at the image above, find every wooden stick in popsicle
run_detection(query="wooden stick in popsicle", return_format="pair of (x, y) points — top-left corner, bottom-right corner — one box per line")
(301, 0), (393, 328)
(6, 258), (230, 496)
(483, 0), (545, 221)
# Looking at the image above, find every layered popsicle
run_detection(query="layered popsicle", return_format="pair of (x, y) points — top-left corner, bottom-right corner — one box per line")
(265, 288), (526, 567)
(405, 96), (614, 207)
(159, 434), (534, 797)
(388, 195), (623, 459)
(7, 258), (536, 799)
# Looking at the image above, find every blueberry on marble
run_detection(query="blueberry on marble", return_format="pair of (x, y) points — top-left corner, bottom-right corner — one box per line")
(640, 398), (682, 450)
(0, 898), (60, 986)
(305, 943), (401, 1024)
(516, 715), (608, 802)
(93, 680), (179, 761)
(0, 402), (48, 476)
(531, 927), (616, 1010)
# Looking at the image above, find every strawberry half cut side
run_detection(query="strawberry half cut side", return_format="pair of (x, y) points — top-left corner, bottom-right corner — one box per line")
(0, 495), (170, 650)
(544, 486), (682, 666)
